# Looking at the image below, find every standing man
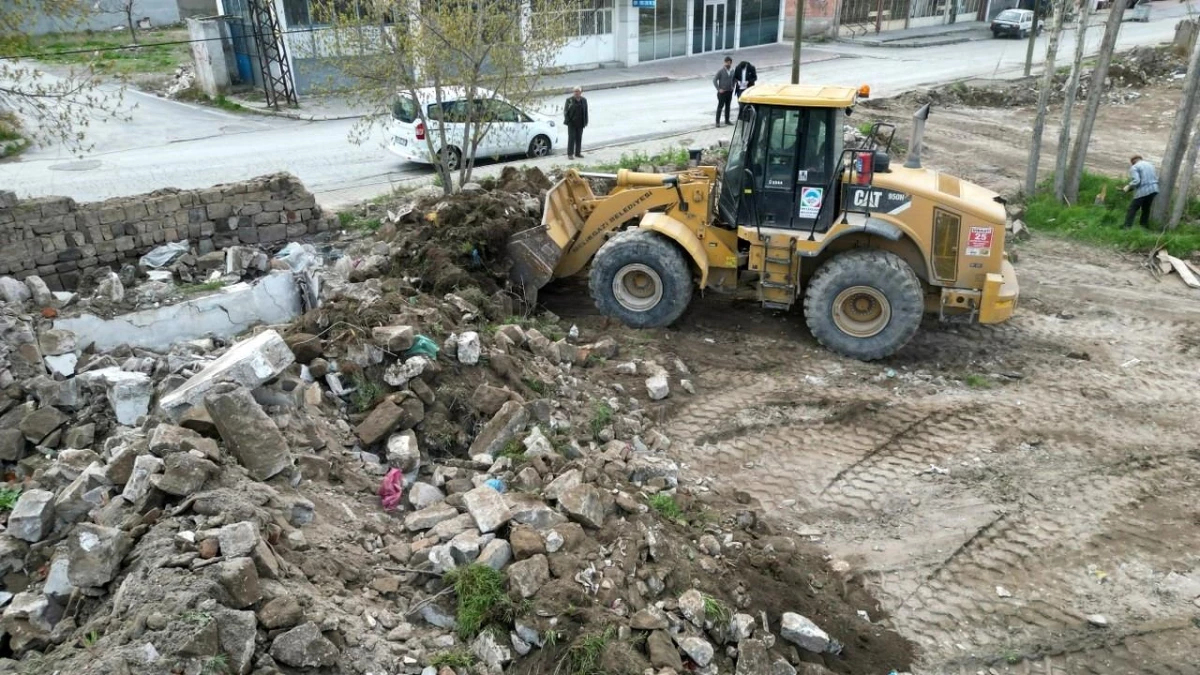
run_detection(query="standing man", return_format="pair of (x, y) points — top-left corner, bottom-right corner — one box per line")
(732, 60), (757, 107)
(564, 86), (588, 160)
(713, 56), (734, 127)
(1122, 154), (1159, 229)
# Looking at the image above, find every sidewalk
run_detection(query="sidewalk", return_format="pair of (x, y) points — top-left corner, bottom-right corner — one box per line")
(840, 20), (992, 48)
(228, 41), (841, 122)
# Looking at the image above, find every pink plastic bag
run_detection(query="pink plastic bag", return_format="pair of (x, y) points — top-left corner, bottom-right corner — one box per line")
(379, 468), (404, 511)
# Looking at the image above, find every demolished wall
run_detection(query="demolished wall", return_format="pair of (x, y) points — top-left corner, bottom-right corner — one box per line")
(0, 174), (334, 292)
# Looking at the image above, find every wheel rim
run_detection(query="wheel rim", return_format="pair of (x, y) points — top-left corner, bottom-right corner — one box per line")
(443, 149), (459, 171)
(531, 137), (550, 156)
(612, 263), (663, 313)
(832, 286), (891, 338)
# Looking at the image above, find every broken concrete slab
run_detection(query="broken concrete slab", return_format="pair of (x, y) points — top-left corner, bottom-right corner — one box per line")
(205, 385), (291, 481)
(780, 612), (830, 653)
(55, 271), (303, 354)
(43, 354), (77, 378)
(122, 454), (164, 503)
(159, 329), (295, 420)
(76, 368), (153, 426)
(467, 401), (529, 459)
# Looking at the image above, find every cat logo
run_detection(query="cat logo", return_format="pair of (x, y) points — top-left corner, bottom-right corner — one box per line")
(848, 187), (912, 215)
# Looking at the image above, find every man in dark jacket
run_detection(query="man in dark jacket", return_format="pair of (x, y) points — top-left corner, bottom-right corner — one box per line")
(732, 60), (757, 107)
(564, 86), (588, 159)
(713, 56), (734, 127)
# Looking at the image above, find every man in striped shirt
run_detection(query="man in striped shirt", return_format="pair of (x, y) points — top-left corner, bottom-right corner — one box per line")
(1122, 154), (1159, 229)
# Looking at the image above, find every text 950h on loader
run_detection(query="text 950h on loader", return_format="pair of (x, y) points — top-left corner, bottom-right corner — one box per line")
(507, 84), (1019, 361)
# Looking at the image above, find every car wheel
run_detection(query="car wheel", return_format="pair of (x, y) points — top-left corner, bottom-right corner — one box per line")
(440, 146), (462, 172)
(527, 134), (552, 159)
(992, 29), (1000, 38)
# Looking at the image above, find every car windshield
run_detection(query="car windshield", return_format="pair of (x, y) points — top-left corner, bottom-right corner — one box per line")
(997, 9), (1023, 20)
(392, 96), (417, 123)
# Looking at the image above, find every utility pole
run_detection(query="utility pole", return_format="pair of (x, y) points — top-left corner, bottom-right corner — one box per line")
(1024, 0), (1042, 76)
(791, 0), (805, 84)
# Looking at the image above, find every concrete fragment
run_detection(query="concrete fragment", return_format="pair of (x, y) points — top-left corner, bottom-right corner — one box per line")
(24, 276), (55, 308)
(159, 329), (295, 419)
(1, 592), (60, 653)
(19, 407), (67, 445)
(148, 424), (198, 456)
(477, 539), (512, 570)
(458, 331), (481, 365)
(472, 630), (512, 670)
(467, 400), (529, 458)
(43, 354), (77, 378)
(77, 368), (153, 426)
(543, 468), (582, 501)
(735, 638), (769, 675)
(630, 607), (669, 630)
(122, 454), (164, 503)
(507, 554), (549, 598)
(206, 386), (291, 480)
(730, 613), (756, 642)
(215, 557), (262, 609)
(680, 636), (714, 666)
(557, 484), (606, 529)
(38, 329), (76, 356)
(0, 428), (25, 462)
(780, 612), (830, 653)
(404, 502), (459, 532)
(152, 452), (218, 496)
(0, 276), (31, 304)
(67, 524), (131, 587)
(407, 482), (445, 510)
(678, 589), (705, 627)
(218, 521), (260, 558)
(215, 609), (258, 674)
(462, 485), (511, 534)
(382, 355), (429, 388)
(269, 622), (339, 667)
(645, 373), (670, 400)
(372, 325), (416, 352)
(43, 557), (74, 603)
(628, 454), (680, 486)
(356, 396), (424, 445)
(257, 596), (303, 630)
(507, 493), (567, 529)
(386, 430), (421, 472)
(648, 631), (683, 670)
(8, 489), (55, 542)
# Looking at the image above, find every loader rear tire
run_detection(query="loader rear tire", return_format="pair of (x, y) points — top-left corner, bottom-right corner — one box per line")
(590, 229), (693, 328)
(803, 249), (923, 361)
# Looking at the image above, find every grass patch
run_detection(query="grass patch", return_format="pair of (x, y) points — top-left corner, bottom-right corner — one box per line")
(0, 487), (21, 512)
(496, 438), (526, 462)
(445, 563), (512, 640)
(429, 649), (476, 668)
(0, 112), (27, 159)
(589, 400), (614, 438)
(703, 593), (731, 623)
(648, 493), (683, 520)
(349, 374), (384, 413)
(591, 147), (690, 173)
(14, 28), (191, 78)
(502, 314), (565, 341)
(964, 373), (994, 389)
(1024, 171), (1200, 255)
(81, 630), (100, 648)
(201, 654), (230, 675)
(563, 626), (615, 675)
(335, 210), (382, 232)
(522, 377), (549, 396)
(178, 280), (225, 295)
(179, 610), (212, 625)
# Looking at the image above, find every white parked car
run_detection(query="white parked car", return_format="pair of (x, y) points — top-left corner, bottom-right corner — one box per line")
(991, 8), (1043, 38)
(387, 87), (559, 170)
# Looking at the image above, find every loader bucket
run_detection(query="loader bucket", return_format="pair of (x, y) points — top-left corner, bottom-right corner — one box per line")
(506, 173), (590, 293)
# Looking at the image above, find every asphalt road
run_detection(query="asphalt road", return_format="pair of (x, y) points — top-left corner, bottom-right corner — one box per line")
(0, 9), (1189, 206)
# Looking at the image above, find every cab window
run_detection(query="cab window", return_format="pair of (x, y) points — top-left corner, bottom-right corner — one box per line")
(757, 108), (799, 190)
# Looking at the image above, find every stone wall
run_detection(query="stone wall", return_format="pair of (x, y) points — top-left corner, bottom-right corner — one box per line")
(0, 173), (334, 292)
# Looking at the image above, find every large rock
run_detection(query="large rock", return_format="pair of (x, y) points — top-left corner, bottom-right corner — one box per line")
(42, 557), (74, 603)
(159, 329), (295, 419)
(257, 596), (303, 630)
(215, 557), (261, 609)
(386, 430), (421, 473)
(645, 373), (670, 401)
(627, 454), (680, 486)
(507, 493), (567, 530)
(462, 485), (511, 534)
(467, 400), (529, 458)
(507, 554), (549, 599)
(543, 468), (582, 501)
(457, 331), (481, 365)
(77, 368), (153, 426)
(557, 484), (606, 529)
(508, 526), (545, 560)
(37, 329), (76, 356)
(205, 386), (291, 481)
(215, 609), (258, 674)
(54, 464), (109, 523)
(0, 428), (25, 462)
(1, 592), (60, 653)
(780, 612), (830, 653)
(19, 407), (67, 445)
(356, 396), (424, 446)
(471, 384), (512, 416)
(477, 539), (512, 570)
(372, 325), (415, 352)
(404, 502), (459, 532)
(122, 454), (164, 503)
(630, 607), (670, 631)
(25, 276), (55, 308)
(7, 489), (55, 542)
(147, 424), (198, 456)
(471, 630), (512, 670)
(647, 630), (682, 670)
(153, 452), (218, 496)
(407, 482), (445, 510)
(218, 521), (260, 558)
(680, 636), (714, 666)
(736, 638), (770, 675)
(0, 276), (31, 304)
(678, 589), (705, 627)
(67, 524), (131, 587)
(730, 613), (756, 642)
(269, 622), (339, 668)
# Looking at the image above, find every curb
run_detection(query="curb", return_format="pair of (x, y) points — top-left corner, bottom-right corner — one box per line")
(847, 35), (980, 48)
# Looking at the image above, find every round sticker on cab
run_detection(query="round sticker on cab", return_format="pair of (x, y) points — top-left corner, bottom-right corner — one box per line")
(799, 187), (823, 219)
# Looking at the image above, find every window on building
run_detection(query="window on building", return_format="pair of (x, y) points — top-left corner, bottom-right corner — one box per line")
(638, 0), (686, 61)
(739, 0), (781, 48)
(532, 0), (614, 38)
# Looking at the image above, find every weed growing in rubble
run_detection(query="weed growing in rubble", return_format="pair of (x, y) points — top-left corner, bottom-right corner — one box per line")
(179, 280), (226, 295)
(592, 147), (690, 173)
(201, 654), (231, 675)
(337, 211), (355, 227)
(349, 374), (384, 413)
(964, 374), (994, 389)
(648, 493), (683, 520)
(562, 626), (615, 675)
(81, 630), (99, 648)
(703, 594), (732, 624)
(430, 649), (475, 668)
(179, 610), (212, 626)
(445, 564), (512, 640)
(522, 377), (548, 396)
(0, 487), (21, 512)
(496, 438), (526, 462)
(589, 401), (614, 438)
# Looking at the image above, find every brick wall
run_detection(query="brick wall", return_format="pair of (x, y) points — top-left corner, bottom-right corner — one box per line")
(0, 173), (334, 292)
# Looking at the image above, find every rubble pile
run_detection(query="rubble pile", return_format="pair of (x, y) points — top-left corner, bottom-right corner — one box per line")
(0, 174), (913, 674)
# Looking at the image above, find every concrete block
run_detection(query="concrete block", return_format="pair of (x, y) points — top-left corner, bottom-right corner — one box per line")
(158, 328), (295, 420)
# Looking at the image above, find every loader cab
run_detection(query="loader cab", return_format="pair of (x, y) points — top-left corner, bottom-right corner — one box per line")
(719, 85), (858, 234)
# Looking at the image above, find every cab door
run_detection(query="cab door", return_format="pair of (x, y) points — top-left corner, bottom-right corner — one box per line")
(750, 106), (802, 229)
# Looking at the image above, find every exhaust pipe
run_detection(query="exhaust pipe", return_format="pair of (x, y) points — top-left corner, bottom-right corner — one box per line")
(903, 103), (931, 170)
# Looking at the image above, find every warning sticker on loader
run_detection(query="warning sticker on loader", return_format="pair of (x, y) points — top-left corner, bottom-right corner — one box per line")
(798, 187), (824, 219)
(966, 226), (994, 256)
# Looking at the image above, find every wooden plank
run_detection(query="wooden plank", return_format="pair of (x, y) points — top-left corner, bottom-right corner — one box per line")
(1166, 254), (1200, 288)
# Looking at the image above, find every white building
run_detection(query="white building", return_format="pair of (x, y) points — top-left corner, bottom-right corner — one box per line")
(217, 0), (784, 95)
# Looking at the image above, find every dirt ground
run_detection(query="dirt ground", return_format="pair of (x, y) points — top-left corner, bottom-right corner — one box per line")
(541, 81), (1200, 673)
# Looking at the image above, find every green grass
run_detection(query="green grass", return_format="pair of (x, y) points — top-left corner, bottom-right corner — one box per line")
(179, 610), (212, 626)
(502, 314), (565, 341)
(589, 400), (614, 438)
(522, 377), (548, 396)
(429, 649), (476, 668)
(1024, 171), (1200, 255)
(0, 487), (21, 512)
(591, 147), (690, 173)
(349, 374), (384, 413)
(13, 28), (191, 78)
(495, 438), (526, 462)
(444, 564), (512, 640)
(648, 493), (683, 520)
(178, 280), (225, 295)
(964, 373), (994, 389)
(81, 630), (100, 648)
(563, 626), (615, 675)
(703, 593), (731, 623)
(335, 210), (382, 232)
(201, 654), (230, 675)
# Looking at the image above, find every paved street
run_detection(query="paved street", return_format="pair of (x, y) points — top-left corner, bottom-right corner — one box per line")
(0, 6), (1191, 207)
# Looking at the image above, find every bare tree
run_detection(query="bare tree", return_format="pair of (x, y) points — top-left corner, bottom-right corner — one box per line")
(311, 0), (580, 194)
(0, 0), (131, 154)
(1168, 112), (1200, 228)
(1062, 2), (1124, 203)
(1025, 0), (1067, 197)
(1054, 1), (1093, 201)
(1151, 21), (1200, 224)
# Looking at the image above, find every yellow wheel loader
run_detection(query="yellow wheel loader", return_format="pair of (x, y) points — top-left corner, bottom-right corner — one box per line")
(507, 84), (1019, 361)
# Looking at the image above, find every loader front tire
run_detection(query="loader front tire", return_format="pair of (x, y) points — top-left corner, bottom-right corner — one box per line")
(803, 249), (923, 361)
(590, 229), (693, 328)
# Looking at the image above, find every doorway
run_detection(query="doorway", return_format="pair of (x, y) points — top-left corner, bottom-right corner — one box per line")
(702, 0), (726, 52)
